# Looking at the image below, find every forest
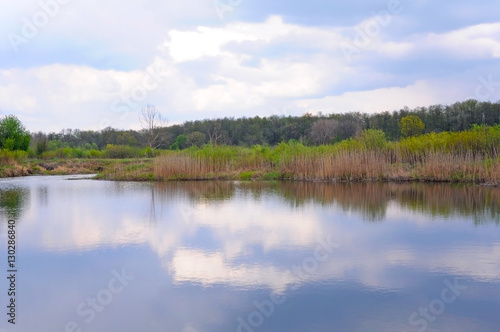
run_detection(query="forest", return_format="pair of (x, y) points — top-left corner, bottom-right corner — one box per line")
(1, 99), (500, 184)
(30, 99), (500, 153)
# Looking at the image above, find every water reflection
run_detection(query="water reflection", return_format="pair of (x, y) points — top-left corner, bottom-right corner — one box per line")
(0, 176), (499, 332)
(0, 186), (29, 220)
(152, 181), (500, 223)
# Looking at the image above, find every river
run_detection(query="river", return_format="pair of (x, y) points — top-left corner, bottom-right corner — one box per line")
(0, 176), (499, 331)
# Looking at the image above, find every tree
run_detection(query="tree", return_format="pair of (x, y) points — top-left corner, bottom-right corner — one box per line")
(399, 115), (425, 137)
(338, 113), (364, 140)
(358, 129), (387, 150)
(0, 115), (30, 151)
(116, 132), (137, 146)
(170, 134), (187, 150)
(309, 119), (338, 145)
(139, 105), (166, 149)
(31, 131), (48, 155)
(186, 131), (206, 148)
(207, 121), (224, 146)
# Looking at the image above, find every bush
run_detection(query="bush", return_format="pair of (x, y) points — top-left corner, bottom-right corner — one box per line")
(0, 149), (28, 164)
(101, 145), (143, 159)
(0, 115), (30, 151)
(358, 129), (387, 150)
(89, 150), (101, 158)
(399, 115), (425, 137)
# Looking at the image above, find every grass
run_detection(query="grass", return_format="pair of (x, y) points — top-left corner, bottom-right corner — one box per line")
(0, 157), (154, 180)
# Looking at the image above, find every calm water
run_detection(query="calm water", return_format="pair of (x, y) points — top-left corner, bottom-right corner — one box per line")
(1, 176), (499, 332)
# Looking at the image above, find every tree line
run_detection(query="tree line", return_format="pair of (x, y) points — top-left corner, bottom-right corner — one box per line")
(18, 99), (500, 153)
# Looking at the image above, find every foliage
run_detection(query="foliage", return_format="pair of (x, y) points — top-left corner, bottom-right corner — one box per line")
(170, 134), (187, 150)
(38, 145), (155, 159)
(0, 149), (28, 164)
(0, 115), (30, 151)
(31, 131), (48, 155)
(186, 131), (206, 148)
(399, 115), (425, 137)
(309, 119), (338, 144)
(100, 145), (144, 159)
(399, 124), (500, 157)
(357, 129), (387, 150)
(32, 100), (500, 150)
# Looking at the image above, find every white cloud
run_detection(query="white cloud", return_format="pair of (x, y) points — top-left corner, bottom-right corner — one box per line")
(170, 249), (295, 293)
(1, 15), (499, 131)
(373, 22), (500, 60)
(426, 22), (500, 59)
(294, 80), (462, 115)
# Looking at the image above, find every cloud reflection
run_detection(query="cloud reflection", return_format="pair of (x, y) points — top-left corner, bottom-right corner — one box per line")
(2, 177), (500, 293)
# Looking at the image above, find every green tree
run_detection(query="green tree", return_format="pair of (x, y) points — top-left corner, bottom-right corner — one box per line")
(116, 132), (138, 146)
(399, 115), (425, 138)
(186, 131), (206, 148)
(0, 115), (30, 151)
(358, 129), (387, 149)
(31, 131), (48, 155)
(170, 134), (187, 150)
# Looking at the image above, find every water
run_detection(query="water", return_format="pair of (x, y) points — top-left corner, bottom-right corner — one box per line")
(0, 176), (499, 332)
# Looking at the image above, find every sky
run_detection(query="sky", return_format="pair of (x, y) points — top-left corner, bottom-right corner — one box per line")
(0, 0), (499, 133)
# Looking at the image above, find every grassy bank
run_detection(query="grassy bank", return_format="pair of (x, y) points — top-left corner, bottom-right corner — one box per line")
(0, 157), (154, 181)
(0, 144), (155, 180)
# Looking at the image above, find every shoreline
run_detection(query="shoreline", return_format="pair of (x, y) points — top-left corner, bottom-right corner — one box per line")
(1, 158), (499, 187)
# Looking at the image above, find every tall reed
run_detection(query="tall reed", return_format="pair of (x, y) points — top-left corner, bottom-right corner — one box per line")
(153, 126), (500, 184)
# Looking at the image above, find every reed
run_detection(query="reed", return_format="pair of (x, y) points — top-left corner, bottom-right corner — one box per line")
(153, 126), (500, 184)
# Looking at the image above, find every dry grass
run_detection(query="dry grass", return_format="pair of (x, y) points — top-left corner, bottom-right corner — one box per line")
(0, 159), (155, 181)
(153, 148), (500, 184)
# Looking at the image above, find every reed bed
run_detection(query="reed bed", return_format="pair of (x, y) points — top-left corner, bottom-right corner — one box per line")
(153, 143), (500, 184)
(153, 126), (500, 184)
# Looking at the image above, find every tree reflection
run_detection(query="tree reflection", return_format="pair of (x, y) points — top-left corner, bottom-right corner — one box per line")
(0, 187), (29, 220)
(151, 181), (500, 223)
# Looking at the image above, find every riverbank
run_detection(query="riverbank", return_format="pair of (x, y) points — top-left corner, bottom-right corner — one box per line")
(2, 125), (500, 185)
(0, 158), (154, 181)
(2, 153), (499, 186)
(153, 149), (500, 185)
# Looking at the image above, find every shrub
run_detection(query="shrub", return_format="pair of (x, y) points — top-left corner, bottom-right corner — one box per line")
(0, 149), (28, 164)
(358, 129), (387, 150)
(101, 145), (142, 159)
(0, 115), (30, 151)
(399, 115), (425, 137)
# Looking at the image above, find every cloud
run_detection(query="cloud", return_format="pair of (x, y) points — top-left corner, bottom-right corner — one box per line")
(170, 249), (295, 293)
(0, 6), (499, 132)
(373, 22), (500, 61)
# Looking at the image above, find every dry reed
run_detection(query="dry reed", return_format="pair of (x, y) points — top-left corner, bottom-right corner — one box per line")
(153, 147), (500, 184)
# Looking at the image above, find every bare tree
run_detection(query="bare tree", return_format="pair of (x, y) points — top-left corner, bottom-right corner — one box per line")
(208, 121), (224, 146)
(139, 105), (166, 150)
(309, 119), (338, 145)
(338, 113), (364, 139)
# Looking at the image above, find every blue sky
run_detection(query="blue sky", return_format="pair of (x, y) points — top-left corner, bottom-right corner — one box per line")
(0, 0), (499, 132)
